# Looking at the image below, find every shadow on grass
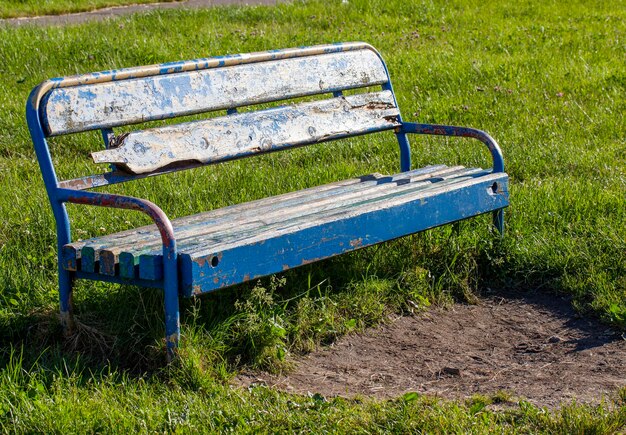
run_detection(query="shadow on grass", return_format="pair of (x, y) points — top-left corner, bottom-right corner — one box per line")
(0, 242), (413, 379)
(1, 224), (621, 389)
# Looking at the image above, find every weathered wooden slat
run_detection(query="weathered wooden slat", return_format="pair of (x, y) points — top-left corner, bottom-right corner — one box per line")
(137, 167), (488, 280)
(91, 166), (448, 273)
(99, 251), (117, 276)
(60, 170), (392, 273)
(91, 91), (400, 174)
(61, 245), (78, 271)
(183, 174), (509, 295)
(42, 49), (388, 136)
(119, 252), (137, 279)
(80, 247), (97, 273)
(186, 170), (493, 259)
(65, 165), (470, 279)
(139, 256), (163, 281)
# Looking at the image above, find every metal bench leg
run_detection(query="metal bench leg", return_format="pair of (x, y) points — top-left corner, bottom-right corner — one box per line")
(163, 250), (180, 362)
(55, 208), (75, 337)
(59, 267), (76, 336)
(493, 208), (504, 236)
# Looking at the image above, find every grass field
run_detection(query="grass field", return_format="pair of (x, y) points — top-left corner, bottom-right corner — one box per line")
(0, 0), (179, 19)
(0, 0), (624, 431)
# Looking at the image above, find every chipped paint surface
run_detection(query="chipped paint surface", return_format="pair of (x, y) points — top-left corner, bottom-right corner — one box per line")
(43, 49), (388, 136)
(349, 238), (363, 248)
(59, 168), (508, 297)
(91, 91), (399, 174)
(186, 174), (509, 295)
(63, 166), (498, 279)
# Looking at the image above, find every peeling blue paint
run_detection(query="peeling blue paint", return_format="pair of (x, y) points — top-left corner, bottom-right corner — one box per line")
(77, 88), (97, 101)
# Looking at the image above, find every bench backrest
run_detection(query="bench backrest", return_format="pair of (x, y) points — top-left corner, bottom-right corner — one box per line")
(28, 42), (409, 187)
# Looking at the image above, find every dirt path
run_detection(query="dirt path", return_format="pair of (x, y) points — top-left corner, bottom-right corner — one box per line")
(1, 0), (281, 27)
(236, 290), (626, 408)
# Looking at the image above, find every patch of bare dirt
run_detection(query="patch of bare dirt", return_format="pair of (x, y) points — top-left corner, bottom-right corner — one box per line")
(236, 290), (626, 408)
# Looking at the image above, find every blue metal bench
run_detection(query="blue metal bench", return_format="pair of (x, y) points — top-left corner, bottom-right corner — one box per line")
(26, 42), (509, 359)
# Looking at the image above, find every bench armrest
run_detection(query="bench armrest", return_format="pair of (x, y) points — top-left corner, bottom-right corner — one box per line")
(400, 122), (505, 173)
(56, 188), (176, 255)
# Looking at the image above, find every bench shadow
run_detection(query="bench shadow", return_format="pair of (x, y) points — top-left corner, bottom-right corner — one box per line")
(1, 249), (622, 387)
(0, 249), (380, 378)
(482, 287), (624, 352)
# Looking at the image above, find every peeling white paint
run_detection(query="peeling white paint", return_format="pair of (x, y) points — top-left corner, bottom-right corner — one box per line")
(44, 49), (388, 136)
(91, 91), (400, 174)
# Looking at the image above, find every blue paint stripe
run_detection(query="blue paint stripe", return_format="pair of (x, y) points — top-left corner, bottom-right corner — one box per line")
(119, 252), (137, 279)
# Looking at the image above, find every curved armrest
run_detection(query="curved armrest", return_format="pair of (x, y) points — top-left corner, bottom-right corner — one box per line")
(400, 122), (505, 173)
(56, 189), (180, 358)
(56, 188), (176, 257)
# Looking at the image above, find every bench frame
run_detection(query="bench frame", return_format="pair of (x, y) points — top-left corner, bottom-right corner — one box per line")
(26, 42), (506, 360)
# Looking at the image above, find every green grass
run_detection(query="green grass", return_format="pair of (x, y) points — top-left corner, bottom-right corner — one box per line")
(0, 0), (180, 19)
(0, 0), (625, 431)
(1, 346), (623, 433)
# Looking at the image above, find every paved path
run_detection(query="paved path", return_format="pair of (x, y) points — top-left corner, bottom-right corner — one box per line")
(1, 0), (281, 27)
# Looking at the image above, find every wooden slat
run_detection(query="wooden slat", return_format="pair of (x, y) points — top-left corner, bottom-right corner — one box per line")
(99, 251), (117, 276)
(85, 166), (453, 278)
(64, 166), (473, 278)
(119, 253), (138, 279)
(135, 166), (479, 280)
(184, 174), (509, 295)
(42, 49), (388, 136)
(91, 91), (400, 174)
(61, 245), (78, 271)
(81, 247), (97, 273)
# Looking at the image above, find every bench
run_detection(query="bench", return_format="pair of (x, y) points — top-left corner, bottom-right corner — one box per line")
(26, 42), (509, 360)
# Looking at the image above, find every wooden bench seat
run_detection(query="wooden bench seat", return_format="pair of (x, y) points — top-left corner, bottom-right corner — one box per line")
(27, 42), (509, 359)
(63, 165), (507, 296)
